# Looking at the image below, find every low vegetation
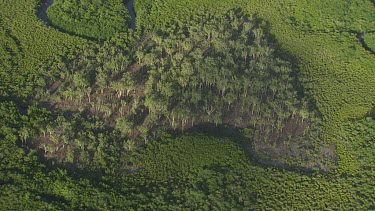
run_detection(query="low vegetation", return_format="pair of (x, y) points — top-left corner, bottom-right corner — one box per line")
(47, 0), (131, 39)
(363, 32), (375, 52)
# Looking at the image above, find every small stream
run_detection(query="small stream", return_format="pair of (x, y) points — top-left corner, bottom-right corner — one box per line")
(125, 0), (136, 30)
(38, 0), (54, 25)
(38, 0), (136, 30)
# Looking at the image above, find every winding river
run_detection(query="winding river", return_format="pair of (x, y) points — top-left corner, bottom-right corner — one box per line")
(125, 0), (136, 30)
(38, 0), (54, 25)
(38, 0), (136, 30)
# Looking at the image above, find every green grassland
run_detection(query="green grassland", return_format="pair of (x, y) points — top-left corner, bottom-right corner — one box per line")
(47, 0), (131, 39)
(363, 32), (375, 52)
(0, 0), (375, 209)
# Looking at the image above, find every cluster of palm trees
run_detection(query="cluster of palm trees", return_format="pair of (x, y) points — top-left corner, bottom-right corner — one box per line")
(138, 9), (316, 143)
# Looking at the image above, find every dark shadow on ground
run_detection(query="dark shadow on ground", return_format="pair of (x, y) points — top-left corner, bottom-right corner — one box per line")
(171, 123), (321, 174)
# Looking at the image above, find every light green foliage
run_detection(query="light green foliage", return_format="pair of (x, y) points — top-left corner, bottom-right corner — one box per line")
(363, 33), (375, 52)
(116, 117), (133, 136)
(0, 0), (87, 97)
(47, 0), (131, 39)
(278, 0), (375, 33)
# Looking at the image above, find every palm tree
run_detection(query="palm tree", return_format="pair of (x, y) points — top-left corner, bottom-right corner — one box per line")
(86, 87), (92, 103)
(18, 127), (29, 144)
(123, 140), (136, 152)
(46, 124), (54, 137)
(41, 143), (48, 154)
(135, 50), (144, 65)
(299, 109), (310, 123)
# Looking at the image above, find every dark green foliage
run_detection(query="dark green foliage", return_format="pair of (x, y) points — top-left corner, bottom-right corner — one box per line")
(139, 9), (324, 167)
(140, 134), (248, 181)
(142, 10), (312, 130)
(1, 0), (375, 209)
(137, 134), (256, 209)
(341, 117), (375, 170)
(128, 134), (375, 209)
(0, 20), (21, 97)
(47, 0), (131, 39)
(2, 129), (372, 209)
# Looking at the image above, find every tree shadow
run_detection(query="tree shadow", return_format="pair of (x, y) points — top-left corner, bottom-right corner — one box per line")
(260, 17), (322, 115)
(171, 123), (322, 174)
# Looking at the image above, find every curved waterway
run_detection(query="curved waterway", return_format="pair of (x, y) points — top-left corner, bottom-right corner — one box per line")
(125, 0), (136, 30)
(38, 0), (136, 30)
(38, 0), (54, 25)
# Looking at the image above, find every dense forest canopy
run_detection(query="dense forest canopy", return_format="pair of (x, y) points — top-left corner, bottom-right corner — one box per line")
(142, 10), (302, 130)
(0, 0), (374, 209)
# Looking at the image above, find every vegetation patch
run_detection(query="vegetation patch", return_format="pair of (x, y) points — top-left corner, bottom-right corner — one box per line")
(280, 0), (375, 33)
(341, 116), (375, 171)
(362, 32), (375, 53)
(47, 0), (131, 39)
(138, 9), (325, 167)
(1, 0), (375, 209)
(29, 9), (327, 168)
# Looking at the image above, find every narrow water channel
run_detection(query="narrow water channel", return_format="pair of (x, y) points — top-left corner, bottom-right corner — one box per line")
(38, 0), (54, 25)
(125, 0), (136, 30)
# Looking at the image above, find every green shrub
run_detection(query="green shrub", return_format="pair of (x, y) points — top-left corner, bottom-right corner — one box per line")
(363, 33), (375, 52)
